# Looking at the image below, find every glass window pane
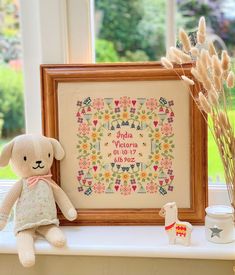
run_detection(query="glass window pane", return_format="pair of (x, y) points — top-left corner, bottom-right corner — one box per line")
(95, 0), (166, 62)
(0, 0), (25, 180)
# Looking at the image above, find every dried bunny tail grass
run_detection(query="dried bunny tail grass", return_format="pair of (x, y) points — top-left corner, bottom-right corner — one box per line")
(197, 32), (206, 45)
(198, 17), (206, 35)
(222, 70), (229, 80)
(161, 57), (173, 69)
(168, 48), (182, 64)
(170, 47), (191, 63)
(213, 75), (222, 91)
(191, 68), (201, 81)
(212, 55), (222, 77)
(221, 50), (231, 71)
(197, 17), (207, 44)
(181, 52), (191, 63)
(200, 49), (211, 68)
(201, 76), (212, 91)
(208, 42), (217, 57)
(195, 59), (211, 90)
(226, 71), (235, 88)
(181, 75), (195, 85)
(179, 28), (191, 52)
(198, 92), (211, 113)
(208, 89), (219, 106)
(218, 111), (229, 129)
(190, 47), (199, 57)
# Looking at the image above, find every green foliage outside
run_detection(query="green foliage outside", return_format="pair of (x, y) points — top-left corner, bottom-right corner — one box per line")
(95, 0), (167, 62)
(0, 65), (24, 138)
(0, 139), (17, 179)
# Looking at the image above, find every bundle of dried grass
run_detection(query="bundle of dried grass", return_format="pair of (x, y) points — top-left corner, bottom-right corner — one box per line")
(161, 16), (235, 210)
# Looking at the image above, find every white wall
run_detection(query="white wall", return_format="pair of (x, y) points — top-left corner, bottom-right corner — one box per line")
(0, 255), (234, 275)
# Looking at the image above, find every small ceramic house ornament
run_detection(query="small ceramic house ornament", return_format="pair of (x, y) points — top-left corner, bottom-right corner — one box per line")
(159, 202), (193, 246)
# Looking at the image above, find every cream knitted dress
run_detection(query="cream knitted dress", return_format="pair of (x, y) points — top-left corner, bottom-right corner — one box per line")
(14, 179), (59, 234)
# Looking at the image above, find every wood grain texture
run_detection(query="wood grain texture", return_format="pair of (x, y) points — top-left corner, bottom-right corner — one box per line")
(40, 62), (207, 225)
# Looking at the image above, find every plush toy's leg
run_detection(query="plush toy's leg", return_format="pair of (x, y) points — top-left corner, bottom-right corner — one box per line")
(16, 228), (35, 267)
(36, 224), (66, 247)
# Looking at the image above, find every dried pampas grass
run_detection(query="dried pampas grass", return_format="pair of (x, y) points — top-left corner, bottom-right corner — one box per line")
(179, 28), (191, 52)
(208, 42), (217, 57)
(181, 75), (194, 85)
(212, 55), (222, 77)
(226, 71), (235, 88)
(198, 92), (211, 113)
(161, 57), (173, 69)
(221, 50), (231, 71)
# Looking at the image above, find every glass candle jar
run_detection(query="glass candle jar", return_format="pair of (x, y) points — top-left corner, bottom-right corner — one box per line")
(205, 205), (234, 244)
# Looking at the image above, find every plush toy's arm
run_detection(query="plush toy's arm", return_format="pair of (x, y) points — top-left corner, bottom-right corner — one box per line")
(0, 180), (23, 230)
(52, 182), (77, 221)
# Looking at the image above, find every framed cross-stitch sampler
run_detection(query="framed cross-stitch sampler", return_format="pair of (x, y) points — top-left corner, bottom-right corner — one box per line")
(40, 63), (207, 225)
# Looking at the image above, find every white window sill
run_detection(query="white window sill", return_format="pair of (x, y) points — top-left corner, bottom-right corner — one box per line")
(0, 226), (234, 260)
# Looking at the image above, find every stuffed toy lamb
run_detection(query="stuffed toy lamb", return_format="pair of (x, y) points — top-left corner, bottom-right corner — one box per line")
(0, 134), (77, 267)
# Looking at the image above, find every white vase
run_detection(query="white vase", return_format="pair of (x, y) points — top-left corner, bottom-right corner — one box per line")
(205, 205), (234, 244)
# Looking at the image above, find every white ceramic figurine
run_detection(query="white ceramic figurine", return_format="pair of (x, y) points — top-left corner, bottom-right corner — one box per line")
(159, 202), (192, 246)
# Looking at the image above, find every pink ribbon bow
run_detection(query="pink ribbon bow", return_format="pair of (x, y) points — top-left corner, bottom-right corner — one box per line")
(27, 173), (58, 189)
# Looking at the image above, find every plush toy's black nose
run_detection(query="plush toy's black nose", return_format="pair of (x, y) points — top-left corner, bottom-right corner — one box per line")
(36, 160), (42, 164)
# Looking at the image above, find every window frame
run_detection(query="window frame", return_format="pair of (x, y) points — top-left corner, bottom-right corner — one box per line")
(17, 0), (229, 206)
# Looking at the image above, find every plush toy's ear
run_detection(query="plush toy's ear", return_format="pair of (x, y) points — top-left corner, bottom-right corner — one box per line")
(49, 138), (65, 160)
(0, 140), (14, 167)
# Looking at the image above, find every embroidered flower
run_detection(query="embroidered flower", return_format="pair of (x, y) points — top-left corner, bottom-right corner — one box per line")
(78, 123), (90, 136)
(79, 158), (90, 169)
(161, 123), (173, 136)
(103, 113), (111, 122)
(152, 153), (161, 162)
(104, 171), (111, 180)
(139, 171), (147, 180)
(122, 173), (129, 182)
(160, 157), (172, 169)
(93, 98), (104, 110)
(146, 182), (157, 193)
(162, 142), (170, 151)
(153, 131), (161, 140)
(120, 184), (132, 195)
(93, 182), (105, 193)
(146, 98), (158, 111)
(121, 112), (129, 120)
(120, 96), (131, 108)
(81, 142), (89, 152)
(139, 113), (148, 122)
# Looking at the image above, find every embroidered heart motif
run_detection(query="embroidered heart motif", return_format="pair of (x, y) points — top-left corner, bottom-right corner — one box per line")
(93, 166), (98, 171)
(77, 176), (81, 181)
(170, 175), (174, 180)
(153, 121), (158, 127)
(114, 185), (119, 191)
(76, 112), (80, 117)
(165, 179), (169, 184)
(132, 185), (137, 191)
(88, 181), (92, 185)
(153, 165), (158, 171)
(114, 100), (119, 106)
(87, 106), (91, 112)
(93, 120), (98, 126)
(159, 180), (163, 186)
(82, 180), (86, 184)
(132, 100), (136, 106)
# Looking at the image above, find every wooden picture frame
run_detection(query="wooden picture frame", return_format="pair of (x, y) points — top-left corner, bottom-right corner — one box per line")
(41, 63), (207, 225)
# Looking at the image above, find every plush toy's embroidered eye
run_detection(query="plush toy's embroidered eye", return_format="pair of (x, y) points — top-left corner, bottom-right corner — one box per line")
(23, 156), (27, 161)
(48, 153), (51, 158)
